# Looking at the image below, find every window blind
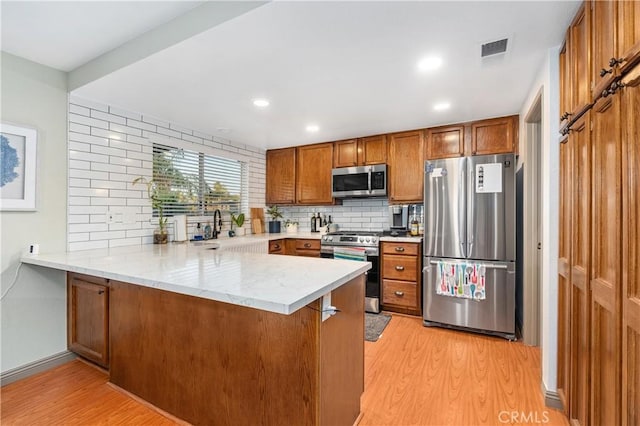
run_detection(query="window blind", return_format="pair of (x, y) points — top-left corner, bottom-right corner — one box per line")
(152, 143), (245, 216)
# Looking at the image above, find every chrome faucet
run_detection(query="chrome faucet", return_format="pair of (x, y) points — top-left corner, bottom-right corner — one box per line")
(212, 209), (222, 239)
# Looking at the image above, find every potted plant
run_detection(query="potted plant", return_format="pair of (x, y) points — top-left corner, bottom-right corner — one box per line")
(229, 212), (246, 237)
(285, 219), (298, 234)
(133, 177), (168, 244)
(266, 205), (283, 233)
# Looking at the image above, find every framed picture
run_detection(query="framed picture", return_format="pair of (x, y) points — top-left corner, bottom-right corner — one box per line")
(1, 123), (37, 211)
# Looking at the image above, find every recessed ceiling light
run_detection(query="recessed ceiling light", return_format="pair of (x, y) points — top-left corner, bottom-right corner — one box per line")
(253, 98), (269, 107)
(417, 56), (443, 72)
(306, 124), (319, 133)
(433, 102), (451, 111)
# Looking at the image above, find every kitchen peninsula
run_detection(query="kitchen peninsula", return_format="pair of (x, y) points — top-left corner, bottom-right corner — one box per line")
(21, 241), (370, 426)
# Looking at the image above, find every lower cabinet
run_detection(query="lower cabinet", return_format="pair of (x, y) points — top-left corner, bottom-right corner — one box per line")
(380, 241), (422, 316)
(67, 272), (109, 368)
(268, 238), (321, 257)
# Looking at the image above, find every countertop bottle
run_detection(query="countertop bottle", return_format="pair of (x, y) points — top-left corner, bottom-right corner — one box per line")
(311, 213), (316, 232)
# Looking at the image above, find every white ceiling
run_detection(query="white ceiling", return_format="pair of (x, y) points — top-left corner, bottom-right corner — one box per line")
(2, 1), (580, 150)
(1, 1), (203, 71)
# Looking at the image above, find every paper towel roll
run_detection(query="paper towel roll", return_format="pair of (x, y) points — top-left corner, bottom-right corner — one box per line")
(173, 215), (187, 242)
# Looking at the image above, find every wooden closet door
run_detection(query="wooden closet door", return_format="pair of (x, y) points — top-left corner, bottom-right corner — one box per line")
(621, 65), (640, 426)
(590, 93), (622, 426)
(557, 136), (573, 414)
(569, 112), (591, 426)
(592, 0), (618, 100)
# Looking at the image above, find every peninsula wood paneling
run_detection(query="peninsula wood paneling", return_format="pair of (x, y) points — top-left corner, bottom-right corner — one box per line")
(569, 112), (591, 426)
(590, 93), (622, 426)
(108, 277), (364, 426)
(621, 65), (640, 426)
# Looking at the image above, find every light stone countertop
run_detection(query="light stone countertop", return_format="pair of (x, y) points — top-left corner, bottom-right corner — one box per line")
(379, 235), (423, 243)
(20, 238), (370, 315)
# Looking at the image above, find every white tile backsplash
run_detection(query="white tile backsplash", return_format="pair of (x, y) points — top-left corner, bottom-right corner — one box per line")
(68, 97), (266, 251)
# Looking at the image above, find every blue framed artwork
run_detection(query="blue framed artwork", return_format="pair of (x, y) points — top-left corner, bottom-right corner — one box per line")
(0, 123), (37, 211)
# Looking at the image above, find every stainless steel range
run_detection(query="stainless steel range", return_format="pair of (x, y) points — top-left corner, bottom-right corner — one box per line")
(321, 231), (381, 313)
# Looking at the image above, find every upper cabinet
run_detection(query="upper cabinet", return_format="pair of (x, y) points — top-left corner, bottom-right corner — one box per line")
(266, 148), (296, 205)
(592, 0), (640, 100)
(471, 115), (518, 155)
(560, 31), (572, 127)
(359, 135), (387, 165)
(296, 143), (334, 205)
(570, 3), (592, 115)
(333, 135), (387, 168)
(387, 130), (424, 203)
(425, 125), (465, 160)
(333, 139), (359, 168)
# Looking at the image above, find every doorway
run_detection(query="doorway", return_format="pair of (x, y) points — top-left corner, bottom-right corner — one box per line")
(521, 90), (543, 346)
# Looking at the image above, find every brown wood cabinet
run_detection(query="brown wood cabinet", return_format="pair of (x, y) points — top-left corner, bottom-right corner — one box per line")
(557, 7), (639, 424)
(470, 115), (518, 155)
(569, 112), (591, 426)
(560, 31), (572, 127)
(387, 130), (424, 203)
(381, 241), (421, 316)
(294, 238), (321, 257)
(67, 272), (109, 368)
(296, 143), (334, 205)
(570, 3), (592, 115)
(269, 239), (286, 254)
(621, 65), (640, 426)
(557, 135), (572, 415)
(333, 135), (387, 168)
(266, 148), (296, 205)
(591, 0), (640, 100)
(425, 125), (464, 160)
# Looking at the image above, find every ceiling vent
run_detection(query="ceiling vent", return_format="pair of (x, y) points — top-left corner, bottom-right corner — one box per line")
(481, 38), (509, 58)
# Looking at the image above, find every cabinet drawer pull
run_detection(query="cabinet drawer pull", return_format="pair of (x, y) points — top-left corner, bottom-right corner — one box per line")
(395, 265), (405, 271)
(273, 244), (280, 249)
(304, 243), (311, 248)
(98, 290), (105, 295)
(394, 247), (405, 252)
(394, 291), (404, 297)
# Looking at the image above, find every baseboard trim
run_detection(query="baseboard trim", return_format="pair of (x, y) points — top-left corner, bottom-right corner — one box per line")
(1, 351), (76, 386)
(541, 380), (564, 411)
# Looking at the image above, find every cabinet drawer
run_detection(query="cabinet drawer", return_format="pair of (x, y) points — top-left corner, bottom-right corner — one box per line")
(269, 239), (285, 254)
(382, 280), (418, 308)
(382, 242), (419, 256)
(295, 239), (320, 251)
(382, 255), (418, 280)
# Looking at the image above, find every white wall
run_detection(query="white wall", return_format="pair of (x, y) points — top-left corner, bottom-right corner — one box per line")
(67, 96), (266, 249)
(1, 53), (68, 373)
(519, 47), (560, 392)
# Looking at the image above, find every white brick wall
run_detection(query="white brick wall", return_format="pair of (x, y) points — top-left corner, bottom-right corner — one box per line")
(68, 96), (266, 251)
(278, 199), (392, 232)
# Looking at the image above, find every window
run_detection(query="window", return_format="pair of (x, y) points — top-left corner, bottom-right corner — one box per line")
(152, 143), (246, 216)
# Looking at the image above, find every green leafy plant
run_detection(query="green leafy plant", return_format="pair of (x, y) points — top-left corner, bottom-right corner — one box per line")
(230, 212), (245, 229)
(266, 205), (283, 221)
(285, 219), (298, 226)
(132, 177), (168, 234)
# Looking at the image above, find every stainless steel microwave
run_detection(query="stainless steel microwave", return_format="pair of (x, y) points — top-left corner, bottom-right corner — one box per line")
(331, 164), (387, 198)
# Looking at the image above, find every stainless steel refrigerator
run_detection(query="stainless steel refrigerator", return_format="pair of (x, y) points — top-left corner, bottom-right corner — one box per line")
(423, 153), (516, 340)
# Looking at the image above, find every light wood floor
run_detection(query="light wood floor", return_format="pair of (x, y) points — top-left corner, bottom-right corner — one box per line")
(1, 314), (567, 426)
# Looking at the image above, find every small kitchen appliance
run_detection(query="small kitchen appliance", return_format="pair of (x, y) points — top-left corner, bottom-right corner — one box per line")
(331, 164), (387, 198)
(388, 205), (409, 232)
(320, 230), (381, 313)
(173, 215), (188, 242)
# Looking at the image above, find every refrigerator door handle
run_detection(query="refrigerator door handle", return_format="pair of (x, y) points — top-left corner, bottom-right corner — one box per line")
(427, 260), (508, 270)
(467, 166), (475, 256)
(459, 162), (467, 257)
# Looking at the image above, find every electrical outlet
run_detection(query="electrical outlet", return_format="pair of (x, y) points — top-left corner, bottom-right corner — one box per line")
(106, 211), (116, 224)
(321, 292), (332, 322)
